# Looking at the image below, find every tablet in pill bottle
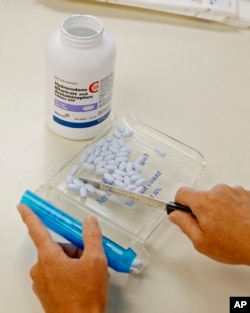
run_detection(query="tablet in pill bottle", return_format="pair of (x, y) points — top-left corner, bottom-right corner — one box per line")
(45, 15), (116, 140)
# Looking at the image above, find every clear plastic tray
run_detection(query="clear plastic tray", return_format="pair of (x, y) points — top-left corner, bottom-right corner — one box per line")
(36, 113), (205, 267)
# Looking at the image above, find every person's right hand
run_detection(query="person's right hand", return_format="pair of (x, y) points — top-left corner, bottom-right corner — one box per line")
(17, 204), (109, 313)
(169, 184), (250, 265)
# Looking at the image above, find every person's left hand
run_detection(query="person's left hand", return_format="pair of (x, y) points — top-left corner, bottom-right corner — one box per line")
(17, 204), (109, 313)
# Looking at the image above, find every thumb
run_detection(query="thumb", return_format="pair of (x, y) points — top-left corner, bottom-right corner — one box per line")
(82, 216), (104, 254)
(168, 211), (202, 243)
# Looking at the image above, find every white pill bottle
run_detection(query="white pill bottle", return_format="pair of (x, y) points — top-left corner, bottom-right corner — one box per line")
(45, 15), (116, 140)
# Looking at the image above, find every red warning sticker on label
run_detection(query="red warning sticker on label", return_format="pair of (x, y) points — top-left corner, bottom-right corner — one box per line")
(89, 81), (99, 93)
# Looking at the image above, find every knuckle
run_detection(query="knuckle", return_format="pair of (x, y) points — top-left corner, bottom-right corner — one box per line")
(211, 183), (230, 194)
(86, 250), (108, 267)
(29, 264), (37, 281)
(178, 217), (190, 232)
(232, 185), (249, 197)
(85, 233), (102, 243)
(94, 251), (108, 263)
(233, 185), (244, 191)
(203, 184), (231, 204)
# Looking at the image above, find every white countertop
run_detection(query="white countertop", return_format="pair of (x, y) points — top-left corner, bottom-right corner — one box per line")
(0, 0), (249, 312)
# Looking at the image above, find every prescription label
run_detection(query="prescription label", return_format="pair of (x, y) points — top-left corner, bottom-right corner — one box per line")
(52, 73), (114, 128)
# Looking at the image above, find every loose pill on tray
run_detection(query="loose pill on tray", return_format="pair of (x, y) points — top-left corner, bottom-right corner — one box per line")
(155, 146), (166, 157)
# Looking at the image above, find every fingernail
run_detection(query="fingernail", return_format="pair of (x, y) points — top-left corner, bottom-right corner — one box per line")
(84, 215), (97, 225)
(17, 203), (24, 214)
(168, 212), (178, 224)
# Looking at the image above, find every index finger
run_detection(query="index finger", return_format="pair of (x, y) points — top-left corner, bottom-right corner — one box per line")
(17, 204), (55, 251)
(175, 187), (197, 206)
(174, 186), (206, 216)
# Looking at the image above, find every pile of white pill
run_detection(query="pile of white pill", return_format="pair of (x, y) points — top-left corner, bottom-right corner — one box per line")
(66, 123), (166, 199)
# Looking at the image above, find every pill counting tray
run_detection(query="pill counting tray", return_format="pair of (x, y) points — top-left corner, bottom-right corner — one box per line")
(35, 113), (205, 268)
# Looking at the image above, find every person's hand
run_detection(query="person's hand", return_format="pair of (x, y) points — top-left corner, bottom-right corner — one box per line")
(168, 184), (250, 265)
(17, 204), (109, 313)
